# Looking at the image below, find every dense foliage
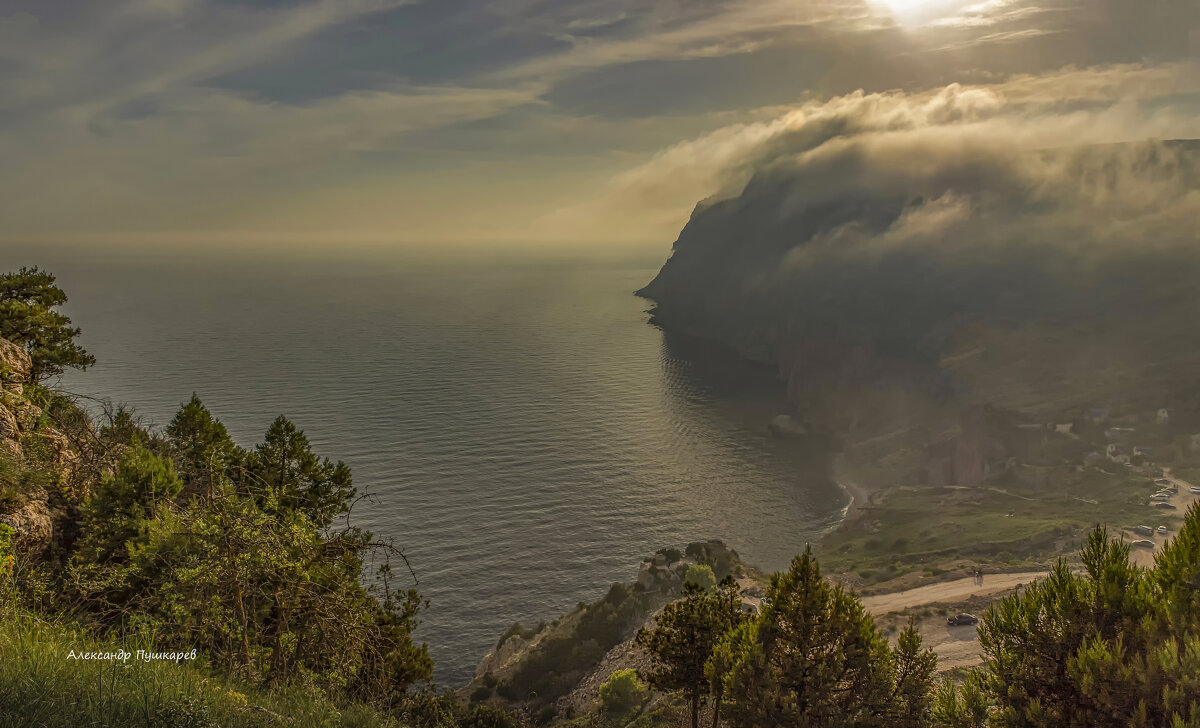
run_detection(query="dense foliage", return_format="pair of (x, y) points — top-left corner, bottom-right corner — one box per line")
(950, 507), (1200, 727)
(711, 550), (936, 728)
(57, 397), (434, 704)
(637, 576), (745, 728)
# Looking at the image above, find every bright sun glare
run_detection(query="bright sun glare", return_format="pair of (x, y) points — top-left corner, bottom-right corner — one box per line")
(878, 0), (932, 11)
(875, 0), (952, 18)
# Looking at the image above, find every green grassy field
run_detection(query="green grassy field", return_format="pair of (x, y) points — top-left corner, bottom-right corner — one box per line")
(0, 607), (396, 728)
(819, 464), (1162, 588)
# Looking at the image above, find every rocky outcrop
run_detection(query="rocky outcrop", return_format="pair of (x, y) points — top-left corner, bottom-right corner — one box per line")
(0, 340), (31, 467)
(0, 338), (28, 397)
(0, 336), (85, 553)
(0, 498), (53, 552)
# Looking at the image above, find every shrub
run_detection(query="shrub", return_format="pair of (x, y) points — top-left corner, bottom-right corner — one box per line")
(462, 704), (522, 728)
(682, 564), (716, 592)
(599, 669), (647, 720)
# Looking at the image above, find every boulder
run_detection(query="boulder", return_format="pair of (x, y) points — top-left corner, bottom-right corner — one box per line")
(0, 498), (53, 553)
(768, 414), (807, 437)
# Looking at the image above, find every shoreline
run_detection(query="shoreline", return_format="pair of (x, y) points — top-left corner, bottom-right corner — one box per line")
(832, 452), (878, 529)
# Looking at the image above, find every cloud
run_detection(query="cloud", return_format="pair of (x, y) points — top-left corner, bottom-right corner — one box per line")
(2, 0), (1198, 245)
(633, 65), (1200, 410)
(540, 62), (1199, 244)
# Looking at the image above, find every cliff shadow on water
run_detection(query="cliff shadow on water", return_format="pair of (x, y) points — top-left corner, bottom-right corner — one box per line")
(655, 324), (841, 476)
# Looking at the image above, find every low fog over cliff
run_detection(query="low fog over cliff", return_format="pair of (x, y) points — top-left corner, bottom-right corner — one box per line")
(640, 79), (1200, 426)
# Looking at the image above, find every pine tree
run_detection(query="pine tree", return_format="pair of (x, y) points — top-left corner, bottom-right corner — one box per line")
(719, 546), (916, 728)
(0, 266), (95, 382)
(637, 581), (726, 728)
(251, 415), (355, 528)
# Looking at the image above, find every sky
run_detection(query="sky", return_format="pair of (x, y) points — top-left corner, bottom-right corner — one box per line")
(0, 0), (1197, 250)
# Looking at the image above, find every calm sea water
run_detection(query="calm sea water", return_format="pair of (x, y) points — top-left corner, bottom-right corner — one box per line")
(39, 246), (846, 685)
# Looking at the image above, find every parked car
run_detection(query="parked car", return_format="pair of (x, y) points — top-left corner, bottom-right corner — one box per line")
(1190, 487), (1200, 495)
(1156, 479), (1172, 486)
(1158, 526), (1168, 534)
(1132, 539), (1156, 549)
(947, 613), (979, 626)
(1155, 502), (1177, 510)
(1135, 525), (1154, 536)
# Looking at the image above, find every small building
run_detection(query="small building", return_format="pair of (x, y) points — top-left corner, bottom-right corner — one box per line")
(1133, 446), (1154, 459)
(1157, 408), (1170, 425)
(1190, 433), (1200, 452)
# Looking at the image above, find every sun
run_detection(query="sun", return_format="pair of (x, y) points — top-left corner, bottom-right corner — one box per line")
(876, 0), (937, 13)
(872, 0), (965, 22)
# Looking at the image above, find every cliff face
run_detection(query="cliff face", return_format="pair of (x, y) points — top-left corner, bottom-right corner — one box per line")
(0, 338), (86, 553)
(639, 140), (1200, 437)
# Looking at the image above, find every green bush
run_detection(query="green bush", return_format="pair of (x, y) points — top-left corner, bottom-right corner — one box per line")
(682, 564), (716, 592)
(599, 669), (647, 719)
(462, 704), (521, 728)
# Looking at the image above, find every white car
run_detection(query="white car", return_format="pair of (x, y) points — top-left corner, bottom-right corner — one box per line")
(1158, 526), (1168, 534)
(1132, 539), (1156, 549)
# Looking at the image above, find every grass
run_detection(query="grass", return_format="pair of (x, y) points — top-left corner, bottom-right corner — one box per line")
(819, 464), (1162, 587)
(0, 606), (398, 728)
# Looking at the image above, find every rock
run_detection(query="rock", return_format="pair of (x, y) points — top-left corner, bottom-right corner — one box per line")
(0, 339), (29, 395)
(0, 404), (18, 441)
(768, 414), (807, 437)
(0, 498), (53, 552)
(684, 539), (741, 579)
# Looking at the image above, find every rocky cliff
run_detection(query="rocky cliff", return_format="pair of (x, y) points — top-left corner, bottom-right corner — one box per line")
(0, 337), (88, 554)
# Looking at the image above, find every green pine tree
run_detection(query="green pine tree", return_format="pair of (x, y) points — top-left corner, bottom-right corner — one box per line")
(0, 266), (95, 383)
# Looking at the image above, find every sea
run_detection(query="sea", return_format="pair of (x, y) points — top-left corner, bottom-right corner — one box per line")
(31, 244), (847, 686)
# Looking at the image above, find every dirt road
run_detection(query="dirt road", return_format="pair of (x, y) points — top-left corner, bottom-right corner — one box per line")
(863, 572), (1046, 672)
(861, 571), (1045, 615)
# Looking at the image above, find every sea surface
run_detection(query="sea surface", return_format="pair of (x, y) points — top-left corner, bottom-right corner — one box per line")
(38, 246), (847, 685)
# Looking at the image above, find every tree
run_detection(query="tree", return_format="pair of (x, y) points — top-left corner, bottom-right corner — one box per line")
(166, 394), (241, 501)
(637, 577), (740, 728)
(251, 415), (355, 528)
(706, 576), (747, 728)
(74, 444), (183, 565)
(717, 546), (930, 727)
(888, 621), (938, 728)
(931, 674), (988, 728)
(599, 669), (648, 720)
(0, 266), (95, 382)
(948, 510), (1200, 726)
(977, 529), (1153, 727)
